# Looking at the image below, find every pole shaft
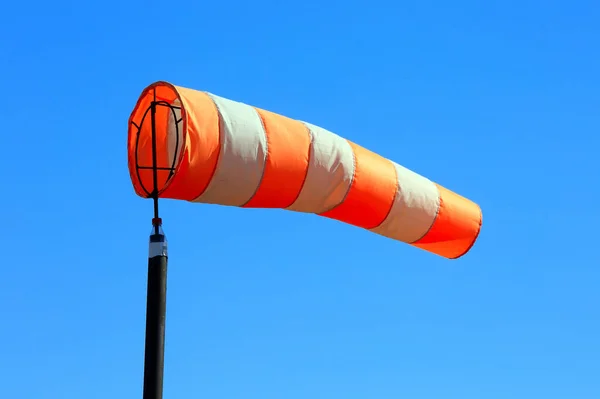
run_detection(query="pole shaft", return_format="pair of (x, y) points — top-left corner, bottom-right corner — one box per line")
(142, 253), (168, 399)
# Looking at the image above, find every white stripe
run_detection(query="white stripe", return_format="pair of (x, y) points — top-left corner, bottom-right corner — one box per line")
(370, 162), (440, 243)
(287, 122), (355, 214)
(192, 94), (267, 206)
(167, 99), (183, 170)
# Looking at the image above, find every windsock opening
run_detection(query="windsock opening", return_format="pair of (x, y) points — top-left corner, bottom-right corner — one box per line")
(128, 82), (185, 198)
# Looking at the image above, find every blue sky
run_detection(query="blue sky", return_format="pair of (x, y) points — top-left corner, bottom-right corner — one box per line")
(1, 0), (599, 398)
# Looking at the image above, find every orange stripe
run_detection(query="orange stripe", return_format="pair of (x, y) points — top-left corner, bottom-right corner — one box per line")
(320, 141), (397, 229)
(412, 184), (482, 259)
(128, 86), (153, 198)
(161, 85), (221, 201)
(243, 108), (311, 208)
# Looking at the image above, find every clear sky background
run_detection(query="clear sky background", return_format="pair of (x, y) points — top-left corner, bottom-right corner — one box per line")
(1, 1), (599, 398)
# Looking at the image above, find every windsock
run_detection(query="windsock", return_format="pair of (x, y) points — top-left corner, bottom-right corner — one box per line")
(128, 81), (482, 259)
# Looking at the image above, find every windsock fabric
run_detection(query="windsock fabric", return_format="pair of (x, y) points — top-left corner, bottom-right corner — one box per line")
(128, 81), (482, 259)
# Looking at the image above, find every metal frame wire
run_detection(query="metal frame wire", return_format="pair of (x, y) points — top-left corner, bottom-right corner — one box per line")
(131, 88), (182, 202)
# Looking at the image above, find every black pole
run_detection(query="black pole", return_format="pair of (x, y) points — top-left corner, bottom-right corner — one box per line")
(142, 97), (168, 399)
(143, 218), (168, 399)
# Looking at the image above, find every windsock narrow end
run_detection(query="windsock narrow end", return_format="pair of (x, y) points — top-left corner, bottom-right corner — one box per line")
(128, 81), (185, 199)
(449, 210), (482, 259)
(413, 185), (482, 259)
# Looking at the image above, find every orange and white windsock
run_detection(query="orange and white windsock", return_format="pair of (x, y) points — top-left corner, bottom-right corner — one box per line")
(127, 81), (482, 259)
